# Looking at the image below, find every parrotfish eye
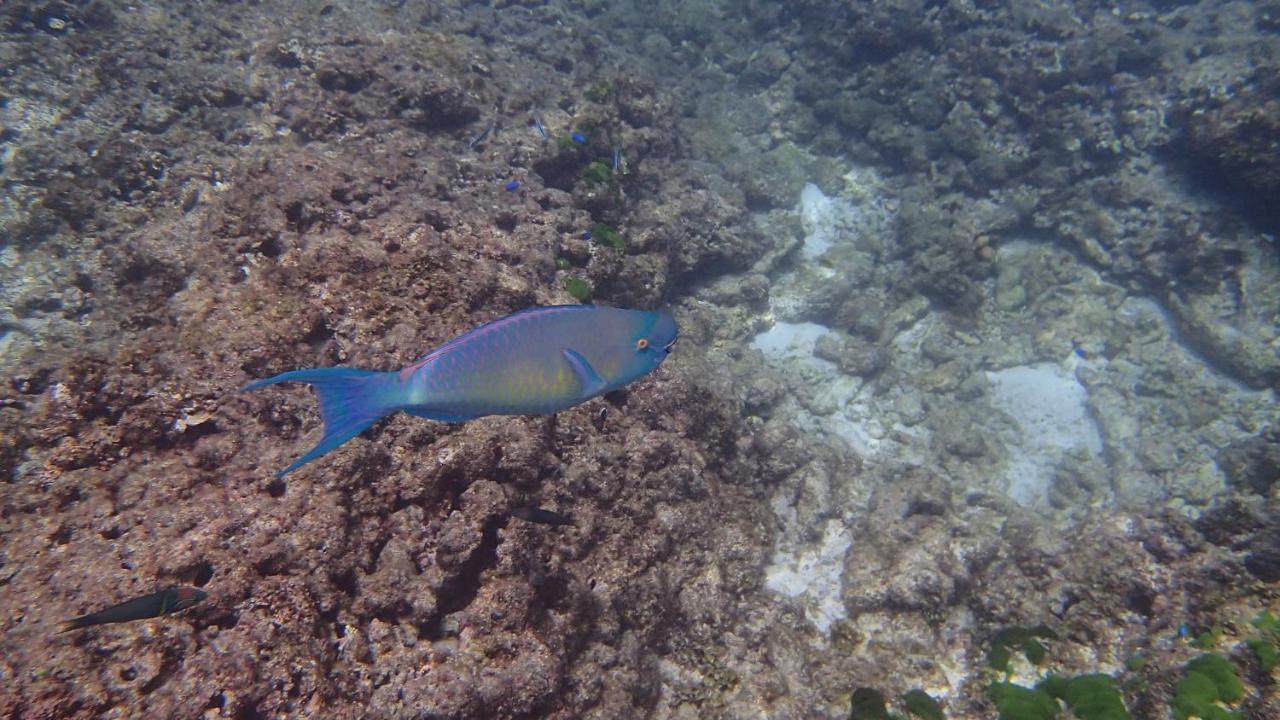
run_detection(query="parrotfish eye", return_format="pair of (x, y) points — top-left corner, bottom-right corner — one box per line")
(635, 338), (649, 351)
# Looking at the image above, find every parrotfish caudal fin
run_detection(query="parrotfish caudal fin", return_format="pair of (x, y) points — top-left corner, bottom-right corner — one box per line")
(56, 617), (90, 633)
(242, 368), (406, 477)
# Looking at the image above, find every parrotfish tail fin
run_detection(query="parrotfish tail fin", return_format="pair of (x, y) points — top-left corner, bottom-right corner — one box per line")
(242, 368), (406, 477)
(57, 616), (90, 633)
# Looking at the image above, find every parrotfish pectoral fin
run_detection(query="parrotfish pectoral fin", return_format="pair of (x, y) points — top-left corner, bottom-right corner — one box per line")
(243, 368), (406, 477)
(562, 348), (607, 398)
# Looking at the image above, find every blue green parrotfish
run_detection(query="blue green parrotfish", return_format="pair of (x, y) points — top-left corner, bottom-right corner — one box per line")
(244, 305), (679, 477)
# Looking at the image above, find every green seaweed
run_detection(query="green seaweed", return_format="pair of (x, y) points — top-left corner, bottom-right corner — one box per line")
(1172, 672), (1240, 720)
(1250, 610), (1279, 634)
(584, 81), (611, 103)
(563, 276), (592, 302)
(589, 223), (625, 252)
(555, 257), (572, 270)
(580, 161), (613, 186)
(988, 682), (1059, 720)
(989, 625), (1058, 672)
(1173, 654), (1244, 720)
(901, 689), (943, 720)
(1124, 656), (1147, 673)
(1192, 626), (1223, 649)
(1040, 674), (1130, 720)
(1247, 637), (1278, 672)
(990, 645), (1013, 673)
(1185, 654), (1243, 702)
(849, 687), (899, 720)
(1247, 610), (1280, 671)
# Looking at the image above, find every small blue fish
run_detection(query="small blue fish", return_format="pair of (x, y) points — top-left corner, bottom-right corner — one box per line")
(245, 306), (679, 476)
(612, 145), (623, 172)
(531, 112), (548, 141)
(1073, 346), (1087, 359)
(581, 229), (592, 241)
(571, 132), (587, 145)
(505, 179), (521, 191)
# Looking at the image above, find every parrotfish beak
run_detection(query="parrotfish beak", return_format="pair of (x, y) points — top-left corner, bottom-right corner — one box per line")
(651, 311), (678, 353)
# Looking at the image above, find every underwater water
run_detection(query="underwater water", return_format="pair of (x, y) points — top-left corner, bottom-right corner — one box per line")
(1, 0), (1278, 717)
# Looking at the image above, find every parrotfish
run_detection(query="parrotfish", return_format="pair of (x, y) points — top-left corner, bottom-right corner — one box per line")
(58, 587), (207, 633)
(245, 305), (679, 477)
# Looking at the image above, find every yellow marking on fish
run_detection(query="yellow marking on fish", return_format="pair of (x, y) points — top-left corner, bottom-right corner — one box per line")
(599, 359), (620, 380)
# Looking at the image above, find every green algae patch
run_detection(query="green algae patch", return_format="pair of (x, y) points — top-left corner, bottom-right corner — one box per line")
(1173, 654), (1244, 720)
(1191, 626), (1223, 650)
(1040, 674), (1129, 720)
(583, 81), (611, 103)
(580, 161), (612, 186)
(901, 689), (943, 720)
(589, 223), (625, 252)
(562, 276), (592, 302)
(988, 682), (1059, 720)
(1248, 610), (1279, 671)
(1247, 637), (1278, 672)
(1172, 673), (1239, 720)
(989, 625), (1058, 672)
(849, 687), (898, 720)
(1251, 611), (1280, 634)
(1185, 654), (1243, 702)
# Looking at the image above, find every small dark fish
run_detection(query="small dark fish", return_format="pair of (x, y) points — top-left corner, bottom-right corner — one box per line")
(58, 586), (207, 633)
(1073, 346), (1087, 359)
(570, 132), (587, 145)
(530, 111), (548, 141)
(611, 145), (623, 172)
(468, 119), (495, 149)
(511, 506), (572, 526)
(505, 179), (521, 191)
(181, 187), (201, 213)
(581, 229), (592, 241)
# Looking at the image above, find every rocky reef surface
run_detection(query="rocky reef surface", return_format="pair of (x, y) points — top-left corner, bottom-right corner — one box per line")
(1, 0), (1277, 718)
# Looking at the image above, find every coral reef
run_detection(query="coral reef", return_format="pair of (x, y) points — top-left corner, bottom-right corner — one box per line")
(1, 0), (1278, 718)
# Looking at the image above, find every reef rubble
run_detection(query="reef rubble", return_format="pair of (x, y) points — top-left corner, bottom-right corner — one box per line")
(1, 1), (1277, 718)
